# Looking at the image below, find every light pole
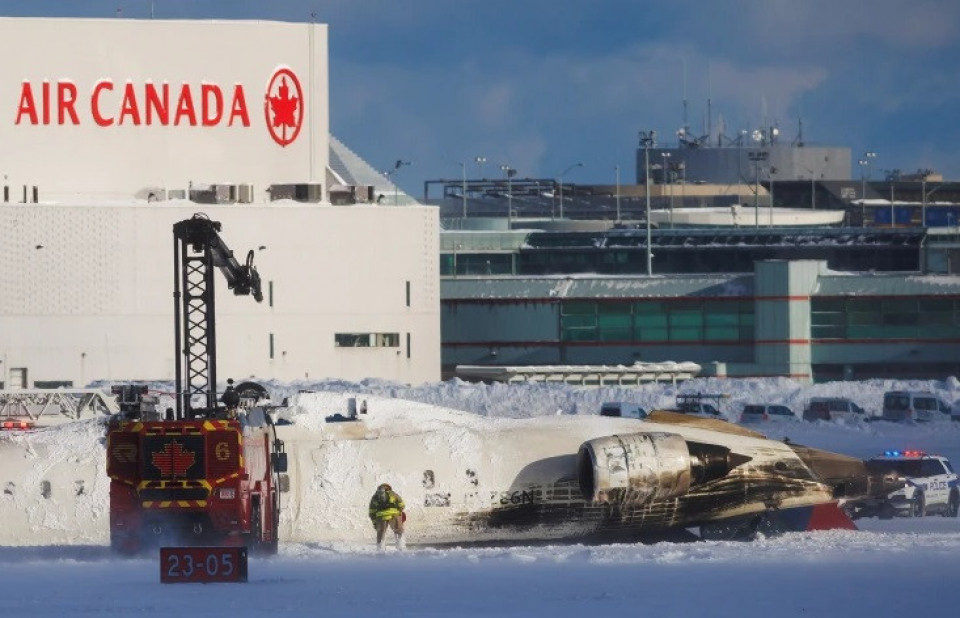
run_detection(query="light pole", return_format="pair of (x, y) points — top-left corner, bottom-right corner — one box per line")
(737, 129), (747, 202)
(500, 164), (516, 227)
(923, 177), (942, 228)
(474, 156), (486, 179)
(614, 165), (621, 223)
(859, 151), (876, 225)
(557, 162), (583, 220)
(639, 130), (656, 276)
(385, 159), (410, 206)
(661, 152), (673, 227)
(768, 165), (777, 227)
(458, 162), (468, 219)
(801, 165), (817, 210)
(890, 179), (895, 228)
(748, 151), (768, 228)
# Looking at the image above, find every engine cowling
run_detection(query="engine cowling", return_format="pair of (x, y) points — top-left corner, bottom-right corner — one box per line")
(577, 432), (692, 505)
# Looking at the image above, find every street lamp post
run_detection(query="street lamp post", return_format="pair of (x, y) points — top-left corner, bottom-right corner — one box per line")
(748, 151), (768, 228)
(661, 152), (673, 227)
(557, 162), (583, 220)
(500, 164), (516, 227)
(768, 166), (777, 227)
(385, 159), (410, 206)
(459, 161), (468, 219)
(639, 130), (656, 276)
(859, 151), (876, 226)
(923, 179), (942, 228)
(615, 165), (621, 222)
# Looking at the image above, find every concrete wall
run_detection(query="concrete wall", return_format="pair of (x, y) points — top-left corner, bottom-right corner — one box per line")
(0, 18), (329, 202)
(0, 203), (440, 385)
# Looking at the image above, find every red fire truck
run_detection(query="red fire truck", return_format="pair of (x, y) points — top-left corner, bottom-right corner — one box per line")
(106, 214), (286, 554)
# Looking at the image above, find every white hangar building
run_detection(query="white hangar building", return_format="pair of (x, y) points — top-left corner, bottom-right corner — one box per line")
(0, 17), (439, 388)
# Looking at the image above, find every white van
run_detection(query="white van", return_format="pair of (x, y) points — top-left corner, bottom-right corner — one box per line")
(599, 402), (647, 420)
(881, 391), (951, 422)
(802, 397), (866, 422)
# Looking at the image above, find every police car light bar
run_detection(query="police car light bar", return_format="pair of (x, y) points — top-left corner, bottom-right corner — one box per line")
(883, 450), (926, 457)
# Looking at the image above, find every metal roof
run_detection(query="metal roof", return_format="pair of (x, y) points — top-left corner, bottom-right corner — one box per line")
(815, 273), (960, 296)
(442, 274), (754, 300)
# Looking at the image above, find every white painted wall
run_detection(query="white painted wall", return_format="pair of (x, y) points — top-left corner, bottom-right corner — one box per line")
(0, 203), (440, 385)
(0, 18), (329, 202)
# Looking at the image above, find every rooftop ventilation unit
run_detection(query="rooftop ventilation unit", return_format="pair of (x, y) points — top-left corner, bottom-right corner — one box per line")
(237, 184), (255, 204)
(189, 184), (238, 204)
(329, 184), (375, 205)
(268, 183), (323, 203)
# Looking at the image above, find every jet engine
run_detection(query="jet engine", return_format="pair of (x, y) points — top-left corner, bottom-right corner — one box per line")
(577, 432), (748, 506)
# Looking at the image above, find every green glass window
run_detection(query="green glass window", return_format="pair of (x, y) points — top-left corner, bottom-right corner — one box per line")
(668, 304), (703, 342)
(561, 301), (597, 341)
(634, 302), (667, 341)
(598, 303), (632, 341)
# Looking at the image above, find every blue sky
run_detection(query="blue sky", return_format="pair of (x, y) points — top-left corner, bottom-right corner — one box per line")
(3, 0), (959, 198)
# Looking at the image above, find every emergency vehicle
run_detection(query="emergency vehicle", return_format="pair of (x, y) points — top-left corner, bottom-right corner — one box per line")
(845, 450), (959, 519)
(106, 215), (286, 554)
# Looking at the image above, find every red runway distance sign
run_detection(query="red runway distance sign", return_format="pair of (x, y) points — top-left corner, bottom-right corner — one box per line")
(160, 546), (248, 583)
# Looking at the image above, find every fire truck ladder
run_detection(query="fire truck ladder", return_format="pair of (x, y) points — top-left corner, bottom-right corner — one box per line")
(172, 214), (263, 420)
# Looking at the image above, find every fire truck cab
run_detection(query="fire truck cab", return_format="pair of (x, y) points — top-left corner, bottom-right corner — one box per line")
(107, 403), (286, 554)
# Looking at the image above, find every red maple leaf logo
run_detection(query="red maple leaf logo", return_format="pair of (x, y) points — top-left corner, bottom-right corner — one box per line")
(264, 68), (304, 147)
(151, 441), (197, 478)
(269, 78), (299, 129)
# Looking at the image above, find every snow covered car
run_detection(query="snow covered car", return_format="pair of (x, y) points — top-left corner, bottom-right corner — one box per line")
(845, 451), (959, 519)
(881, 391), (951, 422)
(802, 397), (867, 422)
(739, 404), (797, 424)
(674, 393), (725, 418)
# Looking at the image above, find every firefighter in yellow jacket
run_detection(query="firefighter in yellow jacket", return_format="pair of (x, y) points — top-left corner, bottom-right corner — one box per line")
(369, 483), (405, 550)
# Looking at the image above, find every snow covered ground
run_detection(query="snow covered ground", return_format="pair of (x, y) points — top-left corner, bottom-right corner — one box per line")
(1, 376), (959, 616)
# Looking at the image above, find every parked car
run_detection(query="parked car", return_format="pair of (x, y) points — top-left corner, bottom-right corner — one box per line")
(845, 451), (959, 519)
(802, 397), (866, 422)
(739, 404), (797, 423)
(881, 390), (951, 422)
(599, 402), (647, 420)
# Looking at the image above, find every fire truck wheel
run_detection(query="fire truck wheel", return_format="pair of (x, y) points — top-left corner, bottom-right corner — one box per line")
(250, 500), (263, 548)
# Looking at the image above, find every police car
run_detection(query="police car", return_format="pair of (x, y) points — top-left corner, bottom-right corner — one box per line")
(846, 451), (959, 519)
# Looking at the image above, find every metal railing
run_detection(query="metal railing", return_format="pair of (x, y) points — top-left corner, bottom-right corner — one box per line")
(0, 389), (119, 426)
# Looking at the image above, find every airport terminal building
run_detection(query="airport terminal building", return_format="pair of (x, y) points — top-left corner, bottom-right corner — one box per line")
(0, 17), (439, 388)
(440, 228), (960, 382)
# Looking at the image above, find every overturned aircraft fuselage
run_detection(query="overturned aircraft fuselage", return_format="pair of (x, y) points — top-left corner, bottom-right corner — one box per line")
(0, 394), (899, 547)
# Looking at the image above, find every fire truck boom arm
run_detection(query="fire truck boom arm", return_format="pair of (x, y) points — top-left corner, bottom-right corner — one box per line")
(173, 214), (263, 302)
(173, 213), (264, 419)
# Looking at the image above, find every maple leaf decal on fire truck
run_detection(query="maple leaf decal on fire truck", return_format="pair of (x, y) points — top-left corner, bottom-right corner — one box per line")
(151, 441), (197, 478)
(264, 67), (304, 147)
